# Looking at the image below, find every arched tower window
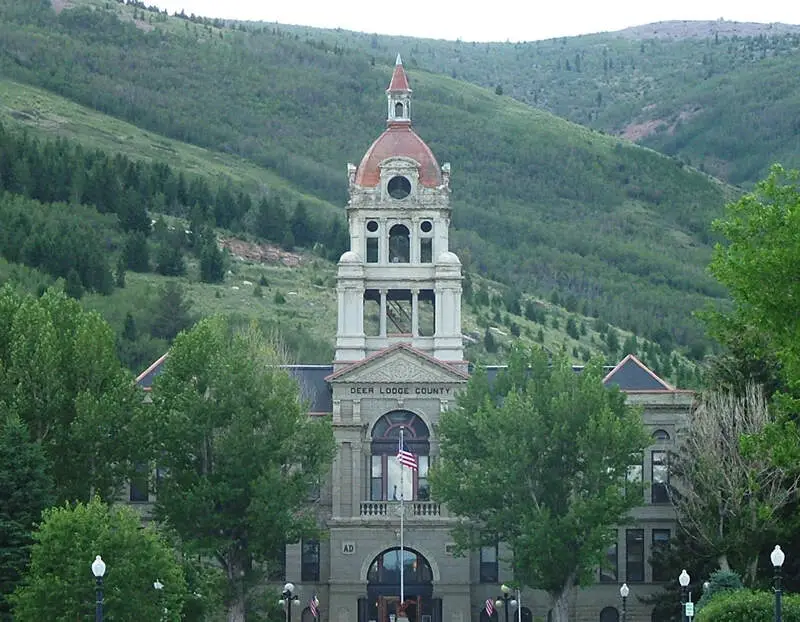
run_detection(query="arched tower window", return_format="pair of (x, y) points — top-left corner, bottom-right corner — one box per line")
(389, 224), (410, 263)
(370, 411), (429, 501)
(395, 102), (404, 117)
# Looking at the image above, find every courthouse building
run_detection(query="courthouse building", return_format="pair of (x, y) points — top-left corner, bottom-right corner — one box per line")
(137, 57), (693, 622)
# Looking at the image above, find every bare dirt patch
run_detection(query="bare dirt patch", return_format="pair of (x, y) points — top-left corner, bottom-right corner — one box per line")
(51, 0), (70, 13)
(220, 238), (304, 267)
(620, 119), (666, 142)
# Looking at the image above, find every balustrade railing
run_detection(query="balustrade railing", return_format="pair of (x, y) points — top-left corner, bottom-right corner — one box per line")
(359, 500), (442, 517)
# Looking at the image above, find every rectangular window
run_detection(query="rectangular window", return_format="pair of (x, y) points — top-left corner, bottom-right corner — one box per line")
(420, 238), (432, 263)
(651, 529), (671, 582)
(626, 529), (644, 583)
(366, 238), (378, 263)
(417, 455), (430, 500)
(129, 463), (149, 502)
(371, 455), (383, 501)
(479, 545), (498, 583)
(418, 290), (435, 337)
(301, 540), (320, 582)
(600, 536), (618, 583)
(651, 451), (669, 504)
(626, 455), (643, 498)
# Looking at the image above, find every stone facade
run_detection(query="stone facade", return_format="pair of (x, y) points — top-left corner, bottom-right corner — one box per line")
(287, 57), (693, 622)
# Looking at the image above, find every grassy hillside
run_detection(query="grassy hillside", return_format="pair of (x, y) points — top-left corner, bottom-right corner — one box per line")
(313, 21), (800, 186)
(0, 0), (735, 354)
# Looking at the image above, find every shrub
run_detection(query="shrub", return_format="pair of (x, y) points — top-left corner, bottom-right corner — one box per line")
(694, 589), (800, 622)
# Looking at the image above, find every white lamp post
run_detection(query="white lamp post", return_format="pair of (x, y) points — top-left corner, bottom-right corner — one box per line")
(619, 583), (629, 622)
(91, 555), (106, 622)
(678, 569), (690, 622)
(771, 545), (785, 622)
(279, 582), (300, 622)
(495, 584), (517, 622)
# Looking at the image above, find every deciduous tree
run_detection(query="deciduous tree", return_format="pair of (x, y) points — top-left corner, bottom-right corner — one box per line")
(10, 497), (186, 622)
(151, 317), (336, 622)
(671, 383), (800, 585)
(0, 285), (148, 503)
(430, 346), (649, 622)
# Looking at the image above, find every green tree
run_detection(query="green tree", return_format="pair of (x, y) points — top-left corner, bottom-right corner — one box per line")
(199, 231), (225, 284)
(0, 285), (148, 503)
(149, 282), (195, 341)
(709, 166), (800, 394)
(151, 317), (336, 622)
(430, 346), (649, 622)
(10, 497), (186, 622)
(0, 415), (54, 617)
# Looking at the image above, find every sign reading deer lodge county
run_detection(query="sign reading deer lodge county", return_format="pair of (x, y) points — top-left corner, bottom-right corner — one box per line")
(349, 385), (456, 396)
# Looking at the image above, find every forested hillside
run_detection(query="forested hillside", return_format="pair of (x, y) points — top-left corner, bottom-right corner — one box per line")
(0, 0), (736, 355)
(320, 21), (800, 186)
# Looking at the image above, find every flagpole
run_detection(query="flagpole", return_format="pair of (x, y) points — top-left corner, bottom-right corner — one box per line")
(399, 426), (405, 606)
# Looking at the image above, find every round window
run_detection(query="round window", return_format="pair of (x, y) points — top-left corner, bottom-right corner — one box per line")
(420, 221), (432, 233)
(387, 176), (411, 200)
(366, 220), (379, 233)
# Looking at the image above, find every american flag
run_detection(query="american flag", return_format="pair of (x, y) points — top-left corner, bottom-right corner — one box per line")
(397, 439), (418, 470)
(485, 599), (495, 617)
(309, 594), (319, 618)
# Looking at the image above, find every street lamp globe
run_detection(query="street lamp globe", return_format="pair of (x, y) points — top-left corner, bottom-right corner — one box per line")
(679, 569), (690, 587)
(501, 584), (510, 594)
(92, 555), (106, 578)
(772, 545), (786, 569)
(620, 584), (629, 598)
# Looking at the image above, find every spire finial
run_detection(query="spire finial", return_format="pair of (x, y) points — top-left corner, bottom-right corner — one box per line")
(395, 53), (402, 66)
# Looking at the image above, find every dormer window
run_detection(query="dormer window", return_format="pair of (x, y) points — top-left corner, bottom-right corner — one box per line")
(387, 176), (411, 200)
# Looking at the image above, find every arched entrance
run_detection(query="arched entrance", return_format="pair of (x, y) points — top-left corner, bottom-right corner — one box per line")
(361, 548), (439, 622)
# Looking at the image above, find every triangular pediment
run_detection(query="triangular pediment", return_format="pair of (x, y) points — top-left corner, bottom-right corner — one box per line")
(603, 354), (674, 391)
(328, 344), (468, 385)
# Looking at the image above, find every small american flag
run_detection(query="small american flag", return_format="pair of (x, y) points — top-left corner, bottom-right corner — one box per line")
(485, 599), (495, 617)
(309, 594), (319, 618)
(397, 439), (418, 470)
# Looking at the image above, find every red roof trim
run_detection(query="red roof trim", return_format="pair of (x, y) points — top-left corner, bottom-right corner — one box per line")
(135, 351), (169, 384)
(602, 353), (675, 391)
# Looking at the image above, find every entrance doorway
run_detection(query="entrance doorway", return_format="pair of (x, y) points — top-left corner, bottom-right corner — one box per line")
(378, 595), (421, 622)
(360, 548), (440, 622)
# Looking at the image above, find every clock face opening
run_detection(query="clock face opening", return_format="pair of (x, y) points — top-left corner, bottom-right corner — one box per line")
(387, 176), (411, 200)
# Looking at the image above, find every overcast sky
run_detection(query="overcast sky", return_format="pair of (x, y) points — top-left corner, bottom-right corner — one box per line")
(148, 0), (800, 42)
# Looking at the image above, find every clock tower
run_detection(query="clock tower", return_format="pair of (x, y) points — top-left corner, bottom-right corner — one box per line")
(334, 54), (464, 369)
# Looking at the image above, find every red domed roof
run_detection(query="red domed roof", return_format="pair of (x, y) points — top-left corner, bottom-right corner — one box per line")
(354, 123), (442, 188)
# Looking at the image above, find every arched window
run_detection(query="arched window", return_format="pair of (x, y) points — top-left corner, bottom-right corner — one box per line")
(370, 411), (430, 501)
(389, 224), (410, 262)
(395, 102), (404, 117)
(652, 429), (670, 441)
(599, 607), (619, 622)
(520, 606), (533, 622)
(367, 547), (433, 584)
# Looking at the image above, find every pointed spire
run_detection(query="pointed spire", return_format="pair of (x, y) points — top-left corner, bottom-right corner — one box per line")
(387, 53), (411, 93)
